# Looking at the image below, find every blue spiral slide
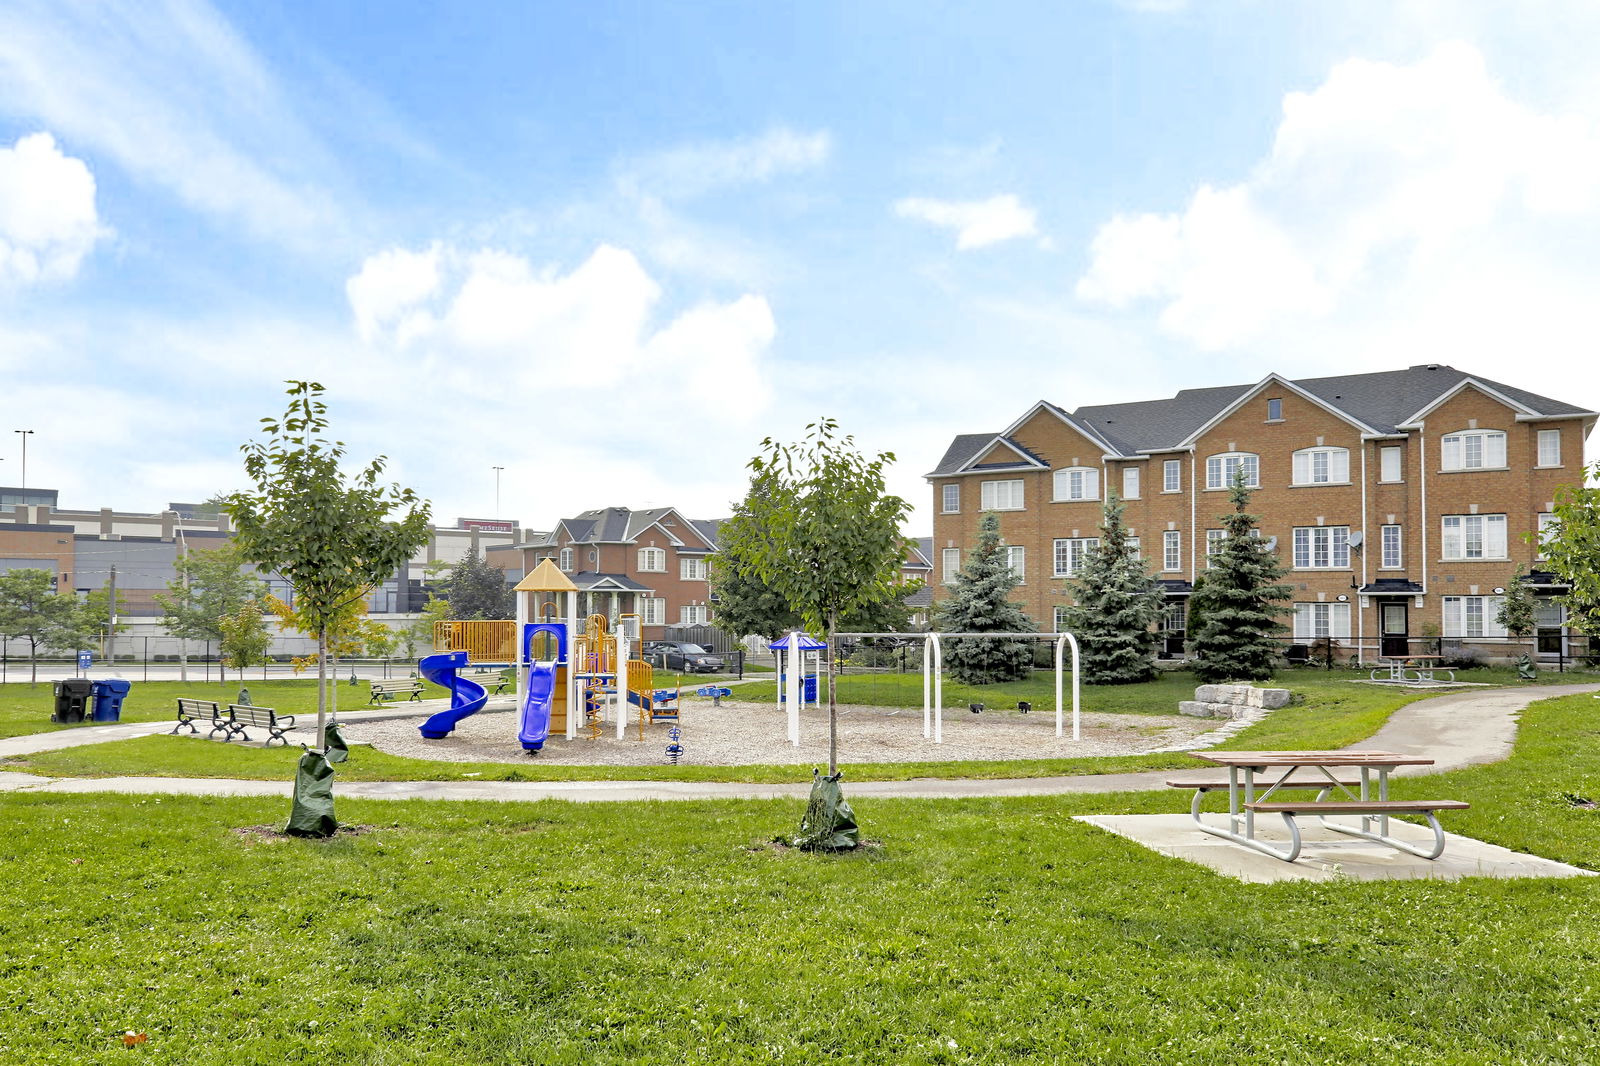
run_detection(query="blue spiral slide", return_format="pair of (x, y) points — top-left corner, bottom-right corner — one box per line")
(416, 651), (488, 739)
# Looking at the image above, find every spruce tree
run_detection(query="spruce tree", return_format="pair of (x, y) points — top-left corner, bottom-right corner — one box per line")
(1186, 475), (1292, 682)
(1063, 492), (1165, 684)
(935, 511), (1036, 684)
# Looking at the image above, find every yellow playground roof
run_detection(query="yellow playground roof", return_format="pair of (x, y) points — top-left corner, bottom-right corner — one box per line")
(514, 558), (579, 593)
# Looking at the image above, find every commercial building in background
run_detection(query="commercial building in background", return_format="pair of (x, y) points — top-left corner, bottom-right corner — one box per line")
(928, 365), (1597, 664)
(0, 491), (532, 660)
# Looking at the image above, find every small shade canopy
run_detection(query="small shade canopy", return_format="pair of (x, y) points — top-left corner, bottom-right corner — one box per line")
(768, 633), (827, 651)
(514, 558), (578, 593)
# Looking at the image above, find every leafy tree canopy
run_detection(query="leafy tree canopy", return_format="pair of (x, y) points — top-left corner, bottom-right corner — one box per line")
(153, 541), (265, 646)
(1536, 463), (1600, 636)
(0, 568), (80, 683)
(447, 550), (513, 620)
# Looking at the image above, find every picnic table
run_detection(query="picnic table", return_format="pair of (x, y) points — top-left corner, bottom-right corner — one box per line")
(1369, 655), (1456, 684)
(1170, 750), (1468, 862)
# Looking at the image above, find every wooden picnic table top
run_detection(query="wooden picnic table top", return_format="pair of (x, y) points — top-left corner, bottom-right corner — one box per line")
(1188, 749), (1436, 768)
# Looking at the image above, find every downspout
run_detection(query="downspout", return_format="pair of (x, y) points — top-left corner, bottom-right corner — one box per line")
(1358, 444), (1369, 665)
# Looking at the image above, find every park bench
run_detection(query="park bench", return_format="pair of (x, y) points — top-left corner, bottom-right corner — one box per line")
(1370, 656), (1456, 684)
(222, 704), (296, 746)
(369, 678), (424, 704)
(172, 698), (227, 739)
(1243, 798), (1471, 861)
(1167, 776), (1364, 821)
(459, 667), (512, 694)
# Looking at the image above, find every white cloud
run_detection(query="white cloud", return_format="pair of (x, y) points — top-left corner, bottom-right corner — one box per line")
(0, 131), (107, 284)
(345, 244), (442, 344)
(0, 0), (345, 247)
(1076, 42), (1600, 350)
(619, 127), (832, 199)
(894, 194), (1039, 249)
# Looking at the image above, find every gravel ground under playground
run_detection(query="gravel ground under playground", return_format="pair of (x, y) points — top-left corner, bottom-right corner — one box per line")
(347, 698), (1224, 767)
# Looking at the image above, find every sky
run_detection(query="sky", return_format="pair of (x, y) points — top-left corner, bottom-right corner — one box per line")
(3, 0), (1599, 534)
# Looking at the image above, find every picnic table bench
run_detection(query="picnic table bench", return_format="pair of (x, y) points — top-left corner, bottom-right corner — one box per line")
(1370, 655), (1456, 684)
(369, 678), (424, 704)
(458, 667), (512, 694)
(172, 698), (228, 739)
(1175, 750), (1470, 862)
(222, 704), (295, 746)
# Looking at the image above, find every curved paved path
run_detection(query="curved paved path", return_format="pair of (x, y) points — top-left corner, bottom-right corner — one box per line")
(1, 683), (1593, 804)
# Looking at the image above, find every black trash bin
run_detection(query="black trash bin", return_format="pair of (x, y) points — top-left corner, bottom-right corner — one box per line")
(91, 679), (132, 722)
(52, 678), (93, 724)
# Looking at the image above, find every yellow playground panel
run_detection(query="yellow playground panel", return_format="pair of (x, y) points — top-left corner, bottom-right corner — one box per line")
(433, 619), (516, 663)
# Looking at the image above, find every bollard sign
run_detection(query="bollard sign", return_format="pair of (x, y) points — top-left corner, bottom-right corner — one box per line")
(77, 651), (92, 670)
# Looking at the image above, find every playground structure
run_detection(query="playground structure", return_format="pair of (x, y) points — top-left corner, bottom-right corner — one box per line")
(775, 629), (1082, 746)
(423, 558), (682, 749)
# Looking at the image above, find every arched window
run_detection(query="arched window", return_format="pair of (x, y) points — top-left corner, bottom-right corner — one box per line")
(1291, 446), (1350, 485)
(1052, 466), (1100, 502)
(637, 547), (666, 572)
(1204, 452), (1259, 490)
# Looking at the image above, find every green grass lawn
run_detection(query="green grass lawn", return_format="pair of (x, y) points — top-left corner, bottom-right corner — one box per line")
(2, 690), (1598, 1064)
(0, 677), (453, 739)
(4, 675), (1543, 784)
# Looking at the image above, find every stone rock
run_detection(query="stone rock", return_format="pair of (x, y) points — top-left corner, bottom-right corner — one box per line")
(1258, 688), (1291, 709)
(1178, 701), (1215, 718)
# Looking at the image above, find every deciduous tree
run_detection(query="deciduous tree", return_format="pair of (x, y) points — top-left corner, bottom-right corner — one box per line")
(0, 569), (79, 684)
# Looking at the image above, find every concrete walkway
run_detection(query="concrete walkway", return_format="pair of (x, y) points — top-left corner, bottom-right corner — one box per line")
(1, 683), (1594, 804)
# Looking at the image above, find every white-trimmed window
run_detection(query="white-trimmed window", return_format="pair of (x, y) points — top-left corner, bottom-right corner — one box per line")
(558, 547), (574, 572)
(1005, 546), (1025, 583)
(1381, 525), (1403, 569)
(680, 557), (707, 581)
(1293, 602), (1352, 641)
(1292, 526), (1351, 569)
(1441, 430), (1507, 471)
(1537, 429), (1562, 467)
(941, 484), (960, 513)
(1052, 538), (1098, 577)
(1052, 605), (1070, 631)
(1442, 595), (1507, 638)
(1122, 467), (1141, 500)
(1379, 446), (1403, 483)
(639, 597), (665, 626)
(1127, 536), (1141, 559)
(1205, 529), (1226, 565)
(942, 548), (961, 584)
(1052, 467), (1099, 502)
(1163, 460), (1182, 493)
(1162, 530), (1181, 572)
(1205, 452), (1259, 490)
(1441, 514), (1507, 560)
(637, 547), (666, 572)
(1291, 447), (1350, 485)
(1267, 397), (1283, 421)
(1537, 512), (1557, 559)
(679, 604), (709, 625)
(981, 479), (1025, 511)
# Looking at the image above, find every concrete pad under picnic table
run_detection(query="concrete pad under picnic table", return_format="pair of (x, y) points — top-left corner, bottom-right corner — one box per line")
(1076, 813), (1595, 884)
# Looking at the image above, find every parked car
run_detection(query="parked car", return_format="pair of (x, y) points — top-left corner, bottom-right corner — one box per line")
(642, 641), (726, 673)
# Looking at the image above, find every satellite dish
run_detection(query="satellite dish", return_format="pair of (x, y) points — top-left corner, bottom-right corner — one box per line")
(1264, 536), (1278, 552)
(1346, 532), (1365, 550)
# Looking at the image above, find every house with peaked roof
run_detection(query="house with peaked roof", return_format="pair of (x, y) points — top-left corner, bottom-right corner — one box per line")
(928, 364), (1597, 663)
(494, 506), (723, 639)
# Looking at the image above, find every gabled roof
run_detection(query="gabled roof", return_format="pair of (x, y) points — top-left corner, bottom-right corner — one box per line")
(1001, 400), (1122, 457)
(932, 365), (1595, 476)
(924, 434), (1049, 477)
(541, 507), (729, 549)
(570, 571), (654, 592)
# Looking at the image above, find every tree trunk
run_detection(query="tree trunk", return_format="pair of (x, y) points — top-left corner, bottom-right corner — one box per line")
(316, 628), (328, 749)
(827, 610), (838, 775)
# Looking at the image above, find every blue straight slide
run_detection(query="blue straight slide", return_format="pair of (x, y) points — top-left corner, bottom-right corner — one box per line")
(417, 651), (488, 739)
(518, 661), (557, 751)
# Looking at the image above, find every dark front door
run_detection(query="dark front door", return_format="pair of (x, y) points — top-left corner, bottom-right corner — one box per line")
(1380, 602), (1408, 658)
(1162, 602), (1187, 658)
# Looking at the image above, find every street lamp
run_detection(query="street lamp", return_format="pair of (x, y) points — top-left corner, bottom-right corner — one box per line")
(13, 429), (33, 490)
(493, 465), (505, 519)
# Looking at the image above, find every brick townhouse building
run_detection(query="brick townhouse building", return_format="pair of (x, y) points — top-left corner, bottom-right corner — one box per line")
(927, 364), (1597, 663)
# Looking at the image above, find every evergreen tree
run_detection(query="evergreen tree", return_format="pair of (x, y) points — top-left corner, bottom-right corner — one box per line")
(934, 511), (1035, 684)
(448, 550), (513, 620)
(1063, 493), (1165, 684)
(1186, 475), (1292, 682)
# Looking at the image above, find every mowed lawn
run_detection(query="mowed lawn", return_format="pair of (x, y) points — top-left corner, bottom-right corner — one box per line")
(7, 674), (1475, 783)
(2, 690), (1599, 1064)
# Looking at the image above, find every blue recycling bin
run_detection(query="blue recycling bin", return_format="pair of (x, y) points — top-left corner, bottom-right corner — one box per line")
(90, 679), (132, 722)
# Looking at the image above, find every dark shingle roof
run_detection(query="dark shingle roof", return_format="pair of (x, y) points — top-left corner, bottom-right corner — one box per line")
(931, 365), (1594, 471)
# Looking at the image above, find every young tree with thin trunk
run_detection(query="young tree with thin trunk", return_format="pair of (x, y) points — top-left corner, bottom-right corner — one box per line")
(1533, 463), (1600, 640)
(0, 569), (80, 685)
(716, 419), (911, 775)
(218, 602), (273, 683)
(225, 382), (431, 748)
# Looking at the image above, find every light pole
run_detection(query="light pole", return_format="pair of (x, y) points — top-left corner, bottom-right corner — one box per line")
(13, 429), (33, 490)
(493, 465), (505, 519)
